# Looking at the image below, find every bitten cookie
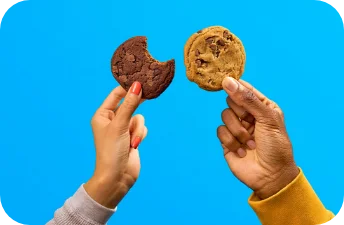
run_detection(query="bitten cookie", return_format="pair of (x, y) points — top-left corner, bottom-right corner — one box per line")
(184, 26), (246, 91)
(111, 36), (175, 99)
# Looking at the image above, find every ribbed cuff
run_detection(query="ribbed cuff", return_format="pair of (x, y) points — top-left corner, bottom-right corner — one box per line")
(67, 185), (117, 224)
(248, 168), (334, 225)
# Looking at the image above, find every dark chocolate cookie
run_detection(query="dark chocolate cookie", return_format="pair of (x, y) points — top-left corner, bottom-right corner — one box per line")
(111, 36), (175, 99)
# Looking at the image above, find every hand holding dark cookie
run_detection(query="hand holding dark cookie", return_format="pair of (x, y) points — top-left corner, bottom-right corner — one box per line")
(84, 83), (148, 209)
(217, 78), (299, 199)
(111, 36), (175, 99)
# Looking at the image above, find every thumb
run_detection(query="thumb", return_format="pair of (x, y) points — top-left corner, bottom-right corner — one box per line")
(222, 77), (268, 120)
(114, 81), (142, 130)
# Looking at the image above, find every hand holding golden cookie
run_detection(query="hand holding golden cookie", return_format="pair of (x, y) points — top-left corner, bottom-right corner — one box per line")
(217, 77), (299, 199)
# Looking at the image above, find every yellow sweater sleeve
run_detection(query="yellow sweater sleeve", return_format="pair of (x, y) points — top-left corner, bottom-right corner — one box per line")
(248, 169), (335, 225)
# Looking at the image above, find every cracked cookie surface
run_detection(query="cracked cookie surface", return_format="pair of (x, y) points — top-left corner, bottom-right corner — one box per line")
(184, 26), (246, 91)
(111, 36), (175, 99)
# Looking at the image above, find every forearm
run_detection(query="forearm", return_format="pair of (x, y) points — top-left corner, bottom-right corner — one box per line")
(249, 168), (334, 225)
(46, 185), (116, 225)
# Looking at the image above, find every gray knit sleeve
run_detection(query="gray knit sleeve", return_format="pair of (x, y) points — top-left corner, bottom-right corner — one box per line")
(46, 185), (116, 225)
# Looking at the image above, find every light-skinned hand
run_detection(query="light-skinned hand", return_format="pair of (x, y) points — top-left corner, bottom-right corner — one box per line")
(84, 82), (147, 208)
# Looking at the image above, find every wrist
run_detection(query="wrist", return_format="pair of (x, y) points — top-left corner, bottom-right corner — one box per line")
(255, 164), (300, 200)
(84, 175), (128, 209)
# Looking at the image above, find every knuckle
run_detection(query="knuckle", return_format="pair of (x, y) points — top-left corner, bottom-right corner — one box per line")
(241, 89), (257, 104)
(122, 100), (137, 111)
(235, 127), (248, 139)
(135, 114), (145, 123)
(91, 116), (98, 127)
(258, 111), (282, 129)
(217, 126), (238, 150)
(277, 106), (285, 118)
(270, 109), (282, 122)
(226, 96), (233, 106)
(111, 122), (129, 135)
(221, 109), (230, 121)
(223, 138), (234, 148)
(217, 126), (225, 138)
(225, 139), (240, 152)
(238, 127), (247, 136)
(217, 126), (229, 141)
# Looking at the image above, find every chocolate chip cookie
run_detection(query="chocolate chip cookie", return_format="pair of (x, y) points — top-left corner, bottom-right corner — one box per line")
(111, 36), (175, 99)
(184, 26), (246, 91)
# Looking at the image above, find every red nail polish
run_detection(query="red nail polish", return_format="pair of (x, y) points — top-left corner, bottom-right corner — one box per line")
(130, 82), (141, 96)
(132, 136), (142, 149)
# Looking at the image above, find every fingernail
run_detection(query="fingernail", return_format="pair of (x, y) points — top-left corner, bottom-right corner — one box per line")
(237, 148), (247, 158)
(223, 77), (239, 93)
(132, 136), (142, 149)
(130, 82), (141, 96)
(247, 140), (256, 149)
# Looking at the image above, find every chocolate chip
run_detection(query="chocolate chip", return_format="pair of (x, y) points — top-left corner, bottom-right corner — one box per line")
(223, 31), (232, 40)
(195, 49), (200, 56)
(196, 59), (202, 67)
(197, 30), (203, 33)
(118, 75), (128, 82)
(206, 37), (214, 44)
(125, 54), (135, 62)
(153, 69), (161, 75)
(217, 39), (225, 46)
(210, 44), (217, 51)
(215, 50), (220, 58)
(113, 66), (119, 73)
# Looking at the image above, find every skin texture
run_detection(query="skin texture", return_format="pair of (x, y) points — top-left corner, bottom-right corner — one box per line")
(84, 82), (147, 209)
(217, 77), (299, 199)
(111, 36), (175, 99)
(82, 79), (299, 207)
(184, 26), (246, 91)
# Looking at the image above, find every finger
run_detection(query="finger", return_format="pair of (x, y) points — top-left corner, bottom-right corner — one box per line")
(114, 82), (142, 130)
(217, 125), (241, 153)
(239, 80), (285, 123)
(222, 146), (247, 159)
(226, 97), (255, 124)
(222, 77), (269, 121)
(245, 123), (255, 136)
(127, 148), (140, 180)
(239, 80), (269, 103)
(99, 86), (127, 111)
(143, 126), (148, 140)
(269, 100), (285, 121)
(240, 80), (282, 113)
(242, 80), (284, 114)
(243, 80), (284, 117)
(129, 114), (145, 149)
(221, 109), (256, 149)
(241, 120), (251, 130)
(241, 120), (255, 137)
(224, 151), (246, 169)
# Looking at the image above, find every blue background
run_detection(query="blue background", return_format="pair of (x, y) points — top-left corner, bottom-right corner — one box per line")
(0, 0), (343, 224)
